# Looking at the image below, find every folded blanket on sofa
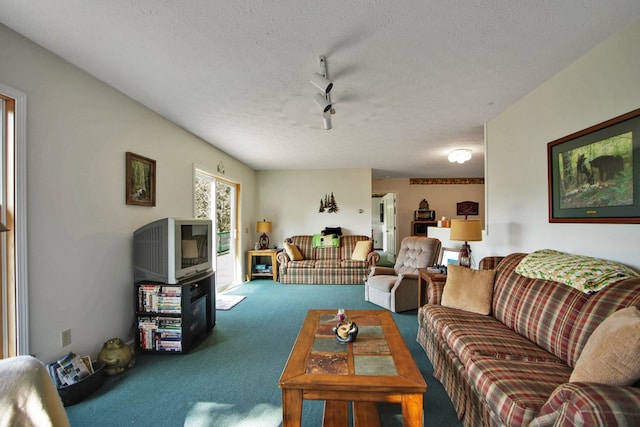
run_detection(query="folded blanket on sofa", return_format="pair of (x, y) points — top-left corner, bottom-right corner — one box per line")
(312, 233), (340, 248)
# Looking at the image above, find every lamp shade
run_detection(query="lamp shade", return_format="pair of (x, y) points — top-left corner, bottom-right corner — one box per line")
(449, 219), (482, 242)
(256, 221), (272, 233)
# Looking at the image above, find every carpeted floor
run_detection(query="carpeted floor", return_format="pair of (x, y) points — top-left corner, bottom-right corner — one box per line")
(65, 281), (461, 426)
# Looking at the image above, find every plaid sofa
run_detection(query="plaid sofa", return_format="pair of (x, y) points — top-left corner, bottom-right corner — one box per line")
(276, 235), (379, 284)
(417, 253), (640, 427)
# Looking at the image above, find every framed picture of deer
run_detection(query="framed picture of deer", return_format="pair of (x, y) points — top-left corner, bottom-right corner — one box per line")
(547, 108), (640, 223)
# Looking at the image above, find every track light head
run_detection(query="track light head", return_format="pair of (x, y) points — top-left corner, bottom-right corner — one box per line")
(313, 93), (332, 113)
(311, 72), (333, 94)
(323, 113), (332, 130)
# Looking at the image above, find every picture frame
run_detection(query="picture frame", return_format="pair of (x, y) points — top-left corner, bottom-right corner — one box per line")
(439, 247), (461, 266)
(548, 108), (640, 224)
(126, 152), (156, 206)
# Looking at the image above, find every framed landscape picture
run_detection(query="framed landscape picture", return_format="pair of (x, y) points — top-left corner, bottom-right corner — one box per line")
(126, 152), (156, 206)
(547, 108), (640, 223)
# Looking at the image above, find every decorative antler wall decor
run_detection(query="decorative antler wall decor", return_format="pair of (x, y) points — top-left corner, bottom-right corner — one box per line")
(318, 192), (339, 213)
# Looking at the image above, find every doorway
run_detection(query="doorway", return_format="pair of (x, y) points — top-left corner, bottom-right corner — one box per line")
(195, 169), (239, 293)
(382, 193), (397, 262)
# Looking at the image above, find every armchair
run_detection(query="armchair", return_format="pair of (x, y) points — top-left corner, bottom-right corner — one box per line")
(364, 236), (441, 312)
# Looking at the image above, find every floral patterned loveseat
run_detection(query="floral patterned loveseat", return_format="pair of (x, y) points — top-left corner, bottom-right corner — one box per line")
(276, 235), (378, 284)
(418, 250), (640, 426)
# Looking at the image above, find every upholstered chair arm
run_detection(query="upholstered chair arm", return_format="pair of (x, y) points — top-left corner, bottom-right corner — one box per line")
(367, 251), (381, 266)
(530, 382), (640, 427)
(369, 266), (395, 276)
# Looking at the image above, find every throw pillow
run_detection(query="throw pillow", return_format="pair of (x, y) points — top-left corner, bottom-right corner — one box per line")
(283, 242), (303, 261)
(570, 306), (640, 385)
(441, 265), (496, 315)
(351, 240), (373, 261)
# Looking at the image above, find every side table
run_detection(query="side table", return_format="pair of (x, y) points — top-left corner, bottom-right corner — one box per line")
(417, 268), (447, 306)
(247, 249), (279, 281)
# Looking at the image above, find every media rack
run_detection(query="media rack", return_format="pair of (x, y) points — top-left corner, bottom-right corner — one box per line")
(135, 271), (215, 354)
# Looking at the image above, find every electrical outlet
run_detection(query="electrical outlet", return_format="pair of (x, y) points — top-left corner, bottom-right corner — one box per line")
(61, 329), (71, 347)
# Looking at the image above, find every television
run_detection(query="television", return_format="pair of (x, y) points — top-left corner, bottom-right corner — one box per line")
(133, 217), (213, 284)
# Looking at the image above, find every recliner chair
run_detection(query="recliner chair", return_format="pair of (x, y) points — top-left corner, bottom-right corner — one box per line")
(365, 236), (441, 312)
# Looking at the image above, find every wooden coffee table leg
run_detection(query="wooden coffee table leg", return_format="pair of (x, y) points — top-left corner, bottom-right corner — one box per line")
(401, 393), (424, 427)
(322, 400), (348, 426)
(282, 389), (303, 427)
(353, 401), (380, 427)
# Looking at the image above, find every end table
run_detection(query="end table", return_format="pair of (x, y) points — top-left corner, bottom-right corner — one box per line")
(247, 249), (279, 281)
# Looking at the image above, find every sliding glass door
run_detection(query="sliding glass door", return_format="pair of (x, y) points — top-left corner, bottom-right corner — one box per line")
(195, 169), (239, 293)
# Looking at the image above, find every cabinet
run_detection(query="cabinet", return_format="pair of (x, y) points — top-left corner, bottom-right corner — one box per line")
(411, 220), (438, 236)
(247, 249), (279, 281)
(135, 272), (215, 353)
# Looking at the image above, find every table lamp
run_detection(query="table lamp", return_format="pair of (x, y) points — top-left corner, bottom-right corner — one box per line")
(256, 220), (272, 250)
(449, 219), (482, 267)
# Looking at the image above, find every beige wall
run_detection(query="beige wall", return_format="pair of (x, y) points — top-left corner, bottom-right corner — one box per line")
(0, 24), (257, 362)
(257, 169), (372, 245)
(372, 178), (484, 251)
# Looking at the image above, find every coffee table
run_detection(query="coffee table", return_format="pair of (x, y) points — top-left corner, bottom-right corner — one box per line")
(279, 310), (427, 427)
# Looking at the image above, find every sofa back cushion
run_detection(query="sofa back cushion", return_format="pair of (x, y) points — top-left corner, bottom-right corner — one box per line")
(394, 236), (441, 275)
(566, 276), (640, 367)
(288, 235), (371, 261)
(492, 253), (589, 363)
(288, 236), (315, 259)
(339, 235), (372, 260)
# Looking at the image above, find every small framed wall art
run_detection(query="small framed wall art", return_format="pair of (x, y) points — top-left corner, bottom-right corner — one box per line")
(547, 108), (640, 223)
(126, 152), (156, 206)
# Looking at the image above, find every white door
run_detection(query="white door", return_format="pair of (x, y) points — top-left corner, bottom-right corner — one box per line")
(382, 193), (397, 262)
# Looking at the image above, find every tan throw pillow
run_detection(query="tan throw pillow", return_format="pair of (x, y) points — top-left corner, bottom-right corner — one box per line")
(570, 306), (640, 385)
(441, 265), (496, 315)
(351, 240), (373, 261)
(283, 242), (303, 261)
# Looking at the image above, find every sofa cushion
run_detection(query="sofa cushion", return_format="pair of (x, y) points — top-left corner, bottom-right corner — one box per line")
(493, 253), (589, 364)
(467, 356), (571, 427)
(566, 276), (640, 367)
(570, 306), (640, 385)
(351, 240), (373, 261)
(283, 242), (303, 261)
(423, 305), (563, 366)
(441, 265), (495, 315)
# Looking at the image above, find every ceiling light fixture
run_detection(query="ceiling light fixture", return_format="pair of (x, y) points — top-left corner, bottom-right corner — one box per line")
(311, 55), (334, 130)
(448, 149), (472, 164)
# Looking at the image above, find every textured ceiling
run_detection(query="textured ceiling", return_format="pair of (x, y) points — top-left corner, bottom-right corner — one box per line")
(2, 1), (639, 178)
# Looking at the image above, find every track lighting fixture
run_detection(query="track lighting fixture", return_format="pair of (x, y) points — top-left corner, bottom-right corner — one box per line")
(323, 112), (332, 130)
(311, 72), (333, 94)
(311, 55), (334, 129)
(314, 93), (332, 113)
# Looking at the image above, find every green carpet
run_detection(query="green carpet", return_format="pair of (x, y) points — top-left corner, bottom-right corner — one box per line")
(65, 281), (461, 426)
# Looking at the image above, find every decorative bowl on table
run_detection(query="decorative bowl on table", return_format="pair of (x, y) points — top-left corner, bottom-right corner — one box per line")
(333, 322), (358, 343)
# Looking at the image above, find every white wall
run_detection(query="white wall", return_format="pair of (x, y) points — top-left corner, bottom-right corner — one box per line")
(256, 169), (372, 245)
(481, 17), (640, 270)
(0, 24), (257, 362)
